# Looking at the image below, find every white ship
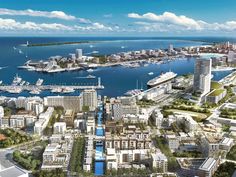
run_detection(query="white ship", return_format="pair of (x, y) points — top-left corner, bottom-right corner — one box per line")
(20, 81), (26, 86)
(125, 89), (142, 96)
(7, 87), (22, 94)
(87, 69), (94, 72)
(62, 87), (75, 93)
(12, 74), (22, 85)
(148, 72), (154, 75)
(30, 88), (41, 95)
(147, 71), (177, 88)
(36, 78), (44, 86)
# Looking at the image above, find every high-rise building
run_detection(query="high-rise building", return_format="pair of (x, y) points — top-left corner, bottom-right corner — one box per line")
(193, 58), (212, 95)
(75, 49), (83, 59)
(82, 89), (97, 111)
(44, 96), (83, 112)
(168, 44), (173, 53)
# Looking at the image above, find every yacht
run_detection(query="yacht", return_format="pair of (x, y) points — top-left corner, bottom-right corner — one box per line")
(62, 87), (75, 93)
(87, 69), (94, 72)
(20, 81), (26, 86)
(147, 71), (177, 88)
(36, 78), (44, 86)
(12, 74), (22, 85)
(29, 88), (41, 95)
(148, 72), (154, 76)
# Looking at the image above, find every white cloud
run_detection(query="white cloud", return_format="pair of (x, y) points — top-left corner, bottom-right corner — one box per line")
(103, 14), (113, 18)
(128, 12), (203, 30)
(0, 8), (77, 21)
(128, 11), (236, 33)
(74, 22), (113, 31)
(0, 18), (114, 33)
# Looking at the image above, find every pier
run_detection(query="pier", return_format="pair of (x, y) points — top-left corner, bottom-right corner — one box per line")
(0, 77), (104, 93)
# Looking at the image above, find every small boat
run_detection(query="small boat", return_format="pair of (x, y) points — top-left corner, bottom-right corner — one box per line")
(91, 51), (99, 54)
(13, 46), (17, 50)
(20, 81), (26, 86)
(121, 46), (125, 49)
(36, 78), (44, 86)
(148, 72), (154, 75)
(0, 81), (2, 85)
(87, 69), (94, 72)
(19, 50), (23, 54)
(76, 75), (96, 79)
(30, 88), (41, 95)
(89, 45), (94, 48)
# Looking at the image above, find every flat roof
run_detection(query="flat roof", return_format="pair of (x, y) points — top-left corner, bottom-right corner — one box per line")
(199, 158), (216, 172)
(0, 166), (28, 177)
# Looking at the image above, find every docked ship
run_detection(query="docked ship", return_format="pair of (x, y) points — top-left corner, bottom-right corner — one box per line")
(147, 71), (177, 88)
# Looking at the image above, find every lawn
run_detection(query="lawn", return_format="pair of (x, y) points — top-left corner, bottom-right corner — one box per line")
(226, 145), (236, 160)
(211, 81), (222, 90)
(165, 109), (208, 119)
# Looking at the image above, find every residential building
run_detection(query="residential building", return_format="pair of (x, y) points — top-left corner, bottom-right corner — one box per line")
(53, 122), (66, 134)
(151, 152), (168, 173)
(82, 89), (97, 111)
(193, 58), (212, 95)
(198, 158), (220, 177)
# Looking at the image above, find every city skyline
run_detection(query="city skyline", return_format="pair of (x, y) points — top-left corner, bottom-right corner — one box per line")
(0, 0), (236, 36)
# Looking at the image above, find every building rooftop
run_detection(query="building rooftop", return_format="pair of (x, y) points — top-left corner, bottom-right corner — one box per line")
(199, 158), (216, 172)
(0, 166), (28, 177)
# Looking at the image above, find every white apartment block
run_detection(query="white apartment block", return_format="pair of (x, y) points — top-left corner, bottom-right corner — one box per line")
(151, 152), (168, 173)
(42, 134), (73, 170)
(34, 107), (54, 135)
(53, 122), (66, 134)
(198, 158), (220, 177)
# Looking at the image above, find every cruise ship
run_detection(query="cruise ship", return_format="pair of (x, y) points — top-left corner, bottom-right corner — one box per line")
(147, 71), (177, 88)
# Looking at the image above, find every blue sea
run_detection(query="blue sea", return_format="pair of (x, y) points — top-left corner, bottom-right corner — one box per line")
(0, 37), (234, 97)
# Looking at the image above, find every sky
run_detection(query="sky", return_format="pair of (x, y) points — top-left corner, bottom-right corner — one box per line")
(0, 0), (236, 36)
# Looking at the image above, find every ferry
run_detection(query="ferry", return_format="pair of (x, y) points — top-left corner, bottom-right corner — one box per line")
(147, 71), (177, 88)
(36, 78), (44, 86)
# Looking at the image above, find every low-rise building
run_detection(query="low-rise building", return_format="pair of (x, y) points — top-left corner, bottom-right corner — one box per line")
(151, 152), (168, 173)
(198, 158), (220, 177)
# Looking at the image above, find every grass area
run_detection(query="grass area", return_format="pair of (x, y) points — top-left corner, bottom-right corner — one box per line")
(13, 150), (41, 170)
(173, 151), (202, 158)
(226, 145), (236, 160)
(106, 168), (150, 177)
(209, 89), (225, 96)
(33, 169), (66, 177)
(154, 136), (178, 171)
(211, 81), (222, 90)
(69, 137), (86, 173)
(44, 107), (63, 136)
(213, 162), (235, 177)
(220, 108), (236, 119)
(137, 99), (156, 108)
(164, 109), (208, 119)
(0, 128), (32, 148)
